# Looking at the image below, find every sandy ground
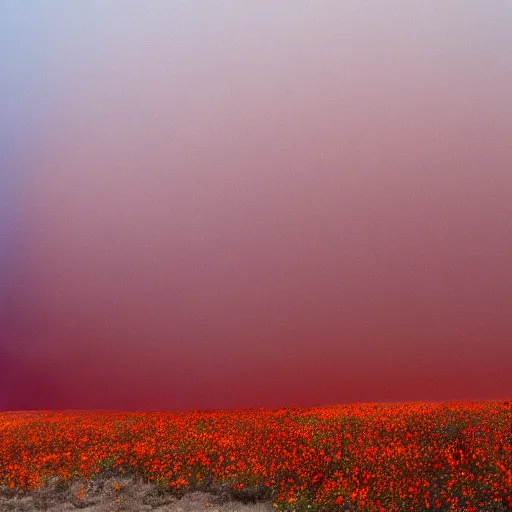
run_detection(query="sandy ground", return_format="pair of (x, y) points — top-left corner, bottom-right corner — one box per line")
(0, 475), (275, 512)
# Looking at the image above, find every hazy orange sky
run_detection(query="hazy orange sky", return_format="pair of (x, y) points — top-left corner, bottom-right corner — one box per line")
(2, 2), (512, 411)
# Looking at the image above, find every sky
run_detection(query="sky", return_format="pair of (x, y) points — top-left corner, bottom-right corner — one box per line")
(1, 1), (512, 412)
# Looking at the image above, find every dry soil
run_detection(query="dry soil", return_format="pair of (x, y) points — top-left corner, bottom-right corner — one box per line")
(0, 475), (275, 512)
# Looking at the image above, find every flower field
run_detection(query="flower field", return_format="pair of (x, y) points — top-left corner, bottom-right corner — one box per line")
(0, 400), (511, 511)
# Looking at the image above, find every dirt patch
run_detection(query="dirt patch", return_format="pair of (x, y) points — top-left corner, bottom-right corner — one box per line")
(0, 475), (275, 512)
